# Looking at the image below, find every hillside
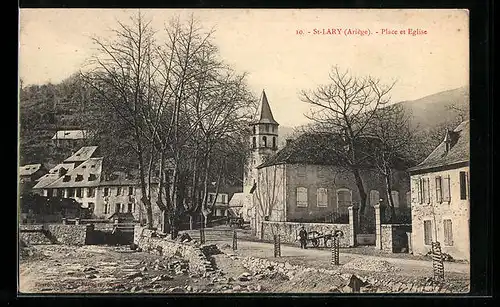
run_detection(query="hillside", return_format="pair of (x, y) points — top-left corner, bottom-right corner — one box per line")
(397, 86), (469, 131)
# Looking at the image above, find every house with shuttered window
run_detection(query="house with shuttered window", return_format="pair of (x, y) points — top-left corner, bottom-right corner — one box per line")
(408, 120), (470, 261)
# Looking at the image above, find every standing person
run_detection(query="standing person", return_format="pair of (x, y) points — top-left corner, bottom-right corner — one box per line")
(298, 226), (308, 249)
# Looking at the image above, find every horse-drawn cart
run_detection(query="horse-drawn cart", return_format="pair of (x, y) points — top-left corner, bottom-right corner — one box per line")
(307, 231), (333, 247)
(297, 229), (345, 248)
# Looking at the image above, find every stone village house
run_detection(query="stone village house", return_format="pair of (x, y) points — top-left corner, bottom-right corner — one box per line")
(32, 146), (163, 228)
(51, 129), (89, 148)
(241, 90), (411, 238)
(407, 120), (470, 261)
(19, 163), (48, 195)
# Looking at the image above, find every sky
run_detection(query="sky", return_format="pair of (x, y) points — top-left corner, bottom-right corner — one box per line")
(19, 9), (469, 127)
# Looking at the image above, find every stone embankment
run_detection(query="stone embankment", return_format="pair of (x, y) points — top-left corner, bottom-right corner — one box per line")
(133, 226), (221, 275)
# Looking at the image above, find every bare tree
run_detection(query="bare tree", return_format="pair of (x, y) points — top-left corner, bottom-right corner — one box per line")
(82, 13), (160, 229)
(365, 103), (417, 221)
(299, 66), (395, 220)
(253, 164), (286, 237)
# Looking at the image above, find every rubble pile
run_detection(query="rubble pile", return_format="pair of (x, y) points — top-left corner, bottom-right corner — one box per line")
(240, 256), (305, 281)
(342, 258), (402, 273)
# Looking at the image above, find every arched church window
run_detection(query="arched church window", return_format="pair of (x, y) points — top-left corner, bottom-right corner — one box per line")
(253, 126), (256, 134)
(273, 137), (276, 149)
(252, 137), (256, 148)
(263, 136), (267, 147)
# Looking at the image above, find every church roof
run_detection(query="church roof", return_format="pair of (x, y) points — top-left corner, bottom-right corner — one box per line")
(253, 90), (278, 125)
(257, 132), (411, 170)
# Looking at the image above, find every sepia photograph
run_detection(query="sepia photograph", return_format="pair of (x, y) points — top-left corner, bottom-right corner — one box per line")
(18, 8), (470, 294)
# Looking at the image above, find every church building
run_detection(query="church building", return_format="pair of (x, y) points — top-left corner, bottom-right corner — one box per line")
(241, 90), (411, 238)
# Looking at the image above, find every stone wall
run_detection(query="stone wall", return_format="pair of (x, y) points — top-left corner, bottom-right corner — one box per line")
(380, 224), (412, 253)
(261, 221), (352, 247)
(133, 226), (217, 275)
(381, 225), (394, 252)
(19, 224), (92, 245)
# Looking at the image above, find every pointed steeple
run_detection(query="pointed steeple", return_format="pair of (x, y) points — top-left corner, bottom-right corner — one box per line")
(255, 90), (278, 125)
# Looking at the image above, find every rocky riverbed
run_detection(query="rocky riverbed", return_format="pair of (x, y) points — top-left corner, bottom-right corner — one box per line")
(19, 243), (470, 294)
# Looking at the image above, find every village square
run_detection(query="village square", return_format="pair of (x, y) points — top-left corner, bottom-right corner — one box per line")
(18, 9), (470, 294)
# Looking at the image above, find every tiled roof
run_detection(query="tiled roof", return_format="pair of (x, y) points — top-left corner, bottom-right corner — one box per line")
(51, 130), (88, 140)
(257, 133), (346, 168)
(19, 164), (42, 176)
(45, 158), (103, 188)
(32, 163), (76, 189)
(258, 132), (410, 170)
(252, 90), (278, 125)
(408, 120), (469, 172)
(64, 146), (99, 163)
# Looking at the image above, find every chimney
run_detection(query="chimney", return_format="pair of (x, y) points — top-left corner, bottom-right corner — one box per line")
(443, 130), (452, 152)
(286, 138), (293, 146)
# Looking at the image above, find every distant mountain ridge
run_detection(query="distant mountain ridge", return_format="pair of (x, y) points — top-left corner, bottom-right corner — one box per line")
(277, 86), (470, 146)
(396, 86), (469, 131)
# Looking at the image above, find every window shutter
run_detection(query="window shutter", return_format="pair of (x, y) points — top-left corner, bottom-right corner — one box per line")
(424, 220), (432, 245)
(391, 191), (400, 207)
(418, 179), (423, 204)
(460, 171), (467, 200)
(443, 176), (451, 202)
(297, 187), (308, 207)
(317, 188), (327, 207)
(443, 219), (453, 246)
(370, 190), (380, 206)
(426, 178), (431, 203)
(411, 179), (418, 203)
(435, 176), (442, 203)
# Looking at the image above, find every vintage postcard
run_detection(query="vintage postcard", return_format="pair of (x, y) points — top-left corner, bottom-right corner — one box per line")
(18, 8), (470, 294)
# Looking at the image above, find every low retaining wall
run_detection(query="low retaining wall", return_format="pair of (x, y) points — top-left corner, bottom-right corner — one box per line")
(19, 224), (92, 245)
(133, 226), (217, 275)
(261, 221), (351, 247)
(381, 224), (412, 253)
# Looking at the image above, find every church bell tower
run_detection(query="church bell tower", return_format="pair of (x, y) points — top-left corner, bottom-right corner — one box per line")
(243, 90), (279, 195)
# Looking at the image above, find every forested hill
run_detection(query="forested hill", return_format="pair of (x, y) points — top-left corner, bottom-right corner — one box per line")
(19, 74), (468, 170)
(19, 74), (126, 170)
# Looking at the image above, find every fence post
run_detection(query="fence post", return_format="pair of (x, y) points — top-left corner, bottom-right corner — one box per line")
(374, 204), (383, 250)
(348, 205), (359, 247)
(406, 232), (413, 254)
(331, 236), (340, 265)
(232, 229), (238, 250)
(75, 218), (80, 225)
(431, 241), (445, 281)
(274, 235), (281, 257)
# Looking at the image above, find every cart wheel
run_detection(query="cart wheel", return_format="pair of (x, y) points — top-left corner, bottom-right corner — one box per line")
(324, 237), (330, 247)
(312, 239), (319, 247)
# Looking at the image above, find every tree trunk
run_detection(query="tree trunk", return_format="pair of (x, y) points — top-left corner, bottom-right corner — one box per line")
(189, 215), (194, 230)
(352, 167), (367, 226)
(384, 167), (396, 223)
